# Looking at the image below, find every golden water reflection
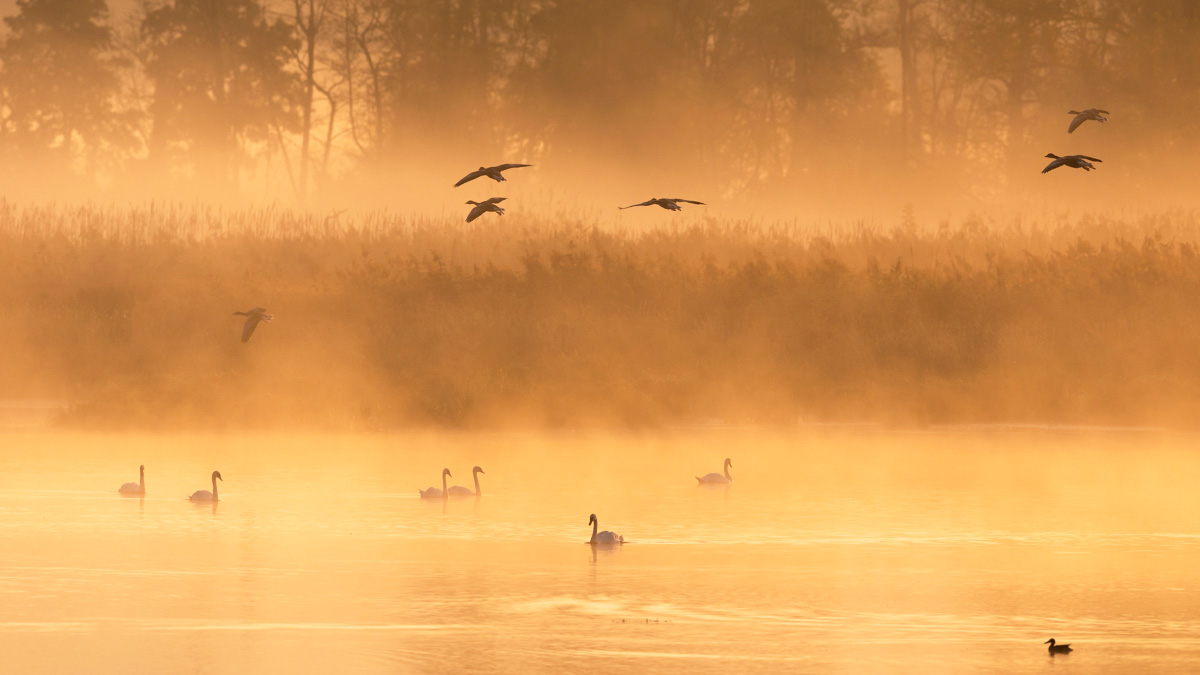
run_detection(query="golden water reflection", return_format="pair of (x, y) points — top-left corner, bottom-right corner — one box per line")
(0, 429), (1198, 673)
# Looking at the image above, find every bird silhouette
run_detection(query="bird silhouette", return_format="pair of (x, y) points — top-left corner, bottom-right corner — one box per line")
(1067, 109), (1109, 133)
(619, 197), (706, 211)
(1044, 639), (1073, 654)
(454, 164), (532, 187)
(466, 197), (506, 223)
(1042, 153), (1102, 173)
(233, 307), (273, 343)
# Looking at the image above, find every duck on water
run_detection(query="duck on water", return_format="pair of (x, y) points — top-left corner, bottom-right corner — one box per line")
(1045, 639), (1073, 654)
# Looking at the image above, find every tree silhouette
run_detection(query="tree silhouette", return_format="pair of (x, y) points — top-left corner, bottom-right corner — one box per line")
(0, 0), (134, 181)
(140, 0), (299, 190)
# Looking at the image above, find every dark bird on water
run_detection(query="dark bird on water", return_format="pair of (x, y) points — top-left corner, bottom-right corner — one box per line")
(1068, 108), (1109, 133)
(454, 163), (532, 187)
(619, 197), (706, 211)
(233, 307), (273, 343)
(1045, 639), (1073, 654)
(465, 197), (506, 223)
(1042, 153), (1102, 173)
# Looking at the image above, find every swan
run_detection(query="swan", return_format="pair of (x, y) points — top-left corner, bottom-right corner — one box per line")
(588, 513), (624, 545)
(1068, 108), (1108, 133)
(447, 466), (485, 496)
(454, 163), (532, 187)
(465, 198), (505, 223)
(118, 465), (145, 494)
(1045, 639), (1073, 654)
(189, 470), (222, 501)
(1042, 153), (1102, 173)
(233, 307), (273, 342)
(619, 197), (705, 211)
(419, 468), (452, 498)
(696, 457), (732, 485)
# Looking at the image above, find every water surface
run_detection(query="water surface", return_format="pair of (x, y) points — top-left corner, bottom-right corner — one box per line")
(1, 429), (1198, 673)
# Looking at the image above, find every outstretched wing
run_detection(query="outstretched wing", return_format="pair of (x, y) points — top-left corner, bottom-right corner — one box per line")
(242, 316), (261, 343)
(493, 163), (531, 172)
(481, 197), (507, 205)
(1076, 155), (1103, 162)
(454, 170), (487, 187)
(619, 200), (655, 209)
(1041, 158), (1065, 174)
(466, 203), (489, 223)
(671, 198), (706, 205)
(1068, 113), (1088, 133)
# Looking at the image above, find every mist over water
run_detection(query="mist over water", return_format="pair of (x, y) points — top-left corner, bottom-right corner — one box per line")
(1, 0), (1199, 672)
(1, 429), (1198, 674)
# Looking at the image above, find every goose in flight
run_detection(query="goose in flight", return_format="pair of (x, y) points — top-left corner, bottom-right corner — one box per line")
(189, 471), (222, 502)
(118, 465), (145, 495)
(696, 458), (733, 485)
(1042, 153), (1102, 173)
(454, 163), (532, 187)
(1044, 639), (1073, 654)
(466, 197), (506, 223)
(447, 466), (485, 496)
(420, 468), (452, 498)
(233, 307), (273, 343)
(619, 197), (705, 211)
(1068, 109), (1109, 133)
(588, 513), (624, 545)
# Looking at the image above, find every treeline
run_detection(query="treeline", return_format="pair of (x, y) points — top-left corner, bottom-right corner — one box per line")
(0, 0), (1197, 204)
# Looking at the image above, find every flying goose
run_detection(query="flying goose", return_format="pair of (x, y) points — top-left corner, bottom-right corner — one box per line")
(619, 197), (705, 211)
(1044, 639), (1073, 654)
(1068, 109), (1109, 133)
(233, 307), (273, 343)
(1041, 154), (1102, 174)
(466, 197), (506, 223)
(454, 164), (532, 187)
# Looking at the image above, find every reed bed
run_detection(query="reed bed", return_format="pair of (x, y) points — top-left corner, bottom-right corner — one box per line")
(2, 202), (1199, 430)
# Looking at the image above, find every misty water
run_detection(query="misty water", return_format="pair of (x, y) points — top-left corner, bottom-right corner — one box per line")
(1, 428), (1198, 674)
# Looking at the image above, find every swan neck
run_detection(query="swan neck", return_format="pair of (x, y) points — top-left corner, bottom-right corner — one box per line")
(139, 469), (145, 492)
(474, 471), (481, 495)
(442, 471), (448, 497)
(591, 518), (598, 541)
(212, 475), (219, 501)
(724, 463), (732, 481)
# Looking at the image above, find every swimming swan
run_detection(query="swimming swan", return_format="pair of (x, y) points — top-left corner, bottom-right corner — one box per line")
(696, 457), (733, 484)
(119, 465), (145, 495)
(448, 466), (485, 496)
(588, 513), (624, 545)
(189, 471), (222, 501)
(1045, 639), (1073, 654)
(420, 468), (452, 498)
